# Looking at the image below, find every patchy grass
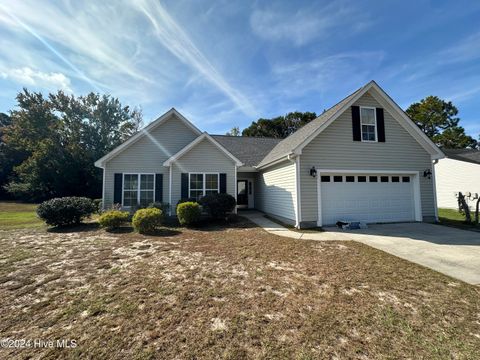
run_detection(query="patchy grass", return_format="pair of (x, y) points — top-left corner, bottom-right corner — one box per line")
(438, 208), (480, 232)
(0, 202), (43, 230)
(0, 217), (479, 359)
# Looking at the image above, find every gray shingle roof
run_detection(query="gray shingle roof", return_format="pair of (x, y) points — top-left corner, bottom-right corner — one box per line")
(256, 84), (366, 167)
(211, 135), (282, 167)
(442, 148), (480, 165)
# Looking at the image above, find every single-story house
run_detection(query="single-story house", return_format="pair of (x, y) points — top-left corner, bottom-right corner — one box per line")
(95, 80), (444, 228)
(435, 148), (480, 209)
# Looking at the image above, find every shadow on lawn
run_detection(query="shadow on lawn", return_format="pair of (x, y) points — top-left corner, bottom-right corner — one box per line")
(47, 222), (100, 233)
(190, 215), (258, 232)
(44, 215), (257, 236)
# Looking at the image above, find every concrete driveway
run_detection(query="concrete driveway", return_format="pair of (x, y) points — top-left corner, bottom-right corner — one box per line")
(328, 223), (480, 285)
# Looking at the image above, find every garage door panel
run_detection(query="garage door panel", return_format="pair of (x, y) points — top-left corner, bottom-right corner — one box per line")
(321, 174), (415, 225)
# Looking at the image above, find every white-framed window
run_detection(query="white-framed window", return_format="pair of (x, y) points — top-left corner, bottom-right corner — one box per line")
(189, 173), (219, 201)
(360, 107), (377, 142)
(123, 173), (155, 207)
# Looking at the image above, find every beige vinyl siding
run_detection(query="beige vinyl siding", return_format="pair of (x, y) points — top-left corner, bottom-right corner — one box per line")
(171, 138), (236, 210)
(300, 91), (435, 222)
(256, 160), (297, 223)
(435, 158), (480, 209)
(103, 115), (198, 208)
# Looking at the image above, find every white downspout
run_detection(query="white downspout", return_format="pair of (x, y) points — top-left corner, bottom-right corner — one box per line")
(287, 153), (301, 229)
(169, 165), (173, 216)
(101, 166), (105, 210)
(234, 165), (238, 214)
(431, 159), (439, 222)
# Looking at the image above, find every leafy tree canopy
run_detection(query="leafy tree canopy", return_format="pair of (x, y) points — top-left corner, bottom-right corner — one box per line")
(433, 126), (478, 149)
(242, 111), (317, 138)
(406, 96), (477, 149)
(1, 89), (142, 201)
(225, 126), (240, 136)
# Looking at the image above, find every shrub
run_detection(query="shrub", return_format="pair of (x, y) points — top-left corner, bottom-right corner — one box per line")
(132, 208), (163, 234)
(199, 193), (236, 219)
(93, 198), (102, 213)
(177, 198), (197, 206)
(37, 197), (96, 227)
(148, 202), (170, 214)
(177, 202), (201, 226)
(98, 210), (130, 229)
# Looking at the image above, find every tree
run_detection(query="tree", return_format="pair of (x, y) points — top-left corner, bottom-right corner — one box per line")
(225, 126), (240, 136)
(433, 126), (478, 149)
(242, 111), (317, 138)
(406, 96), (477, 149)
(2, 89), (142, 201)
(0, 112), (22, 199)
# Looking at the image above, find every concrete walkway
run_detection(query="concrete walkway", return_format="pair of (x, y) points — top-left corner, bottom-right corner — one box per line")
(242, 211), (480, 285)
(241, 211), (352, 241)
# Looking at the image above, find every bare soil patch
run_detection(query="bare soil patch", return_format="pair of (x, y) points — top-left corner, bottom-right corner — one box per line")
(0, 217), (479, 359)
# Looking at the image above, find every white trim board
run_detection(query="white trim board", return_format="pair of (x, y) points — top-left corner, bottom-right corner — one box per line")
(95, 108), (201, 167)
(295, 156), (302, 228)
(315, 169), (423, 227)
(163, 132), (243, 167)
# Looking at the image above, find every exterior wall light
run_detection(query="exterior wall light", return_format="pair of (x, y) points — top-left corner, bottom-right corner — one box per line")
(310, 166), (317, 178)
(423, 169), (432, 179)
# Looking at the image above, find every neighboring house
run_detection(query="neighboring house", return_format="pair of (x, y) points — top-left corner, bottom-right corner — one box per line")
(435, 148), (480, 209)
(95, 81), (444, 228)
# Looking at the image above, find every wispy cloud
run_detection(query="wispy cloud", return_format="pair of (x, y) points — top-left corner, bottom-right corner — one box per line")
(0, 1), (151, 88)
(130, 0), (257, 117)
(1, 67), (72, 92)
(445, 84), (480, 103)
(250, 2), (371, 46)
(272, 51), (385, 97)
(0, 4), (101, 92)
(382, 30), (480, 85)
(439, 31), (480, 64)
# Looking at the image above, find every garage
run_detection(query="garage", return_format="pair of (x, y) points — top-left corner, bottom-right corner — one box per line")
(318, 172), (421, 226)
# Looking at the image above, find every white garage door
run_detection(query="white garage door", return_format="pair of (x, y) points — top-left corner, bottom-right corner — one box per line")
(320, 173), (416, 225)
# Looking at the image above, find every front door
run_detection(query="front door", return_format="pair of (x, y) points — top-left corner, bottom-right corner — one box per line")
(237, 180), (248, 207)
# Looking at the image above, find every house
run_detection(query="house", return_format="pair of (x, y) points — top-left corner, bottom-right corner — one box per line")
(95, 81), (444, 228)
(435, 148), (480, 209)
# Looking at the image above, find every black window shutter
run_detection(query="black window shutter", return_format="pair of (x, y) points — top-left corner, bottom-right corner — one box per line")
(181, 173), (188, 199)
(376, 108), (386, 142)
(155, 174), (163, 202)
(114, 173), (122, 205)
(351, 106), (361, 141)
(219, 173), (227, 193)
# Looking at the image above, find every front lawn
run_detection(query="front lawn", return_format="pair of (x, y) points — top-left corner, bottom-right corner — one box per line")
(0, 217), (479, 359)
(438, 208), (480, 232)
(0, 202), (43, 230)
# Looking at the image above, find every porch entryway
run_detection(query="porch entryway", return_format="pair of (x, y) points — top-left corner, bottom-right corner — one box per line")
(237, 172), (256, 209)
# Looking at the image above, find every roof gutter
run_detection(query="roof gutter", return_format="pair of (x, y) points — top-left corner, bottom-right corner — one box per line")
(255, 152), (297, 170)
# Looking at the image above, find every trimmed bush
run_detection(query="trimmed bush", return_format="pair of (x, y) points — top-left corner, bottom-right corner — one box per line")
(177, 198), (197, 206)
(98, 210), (129, 229)
(199, 193), (236, 219)
(37, 197), (96, 227)
(132, 208), (163, 234)
(177, 202), (201, 226)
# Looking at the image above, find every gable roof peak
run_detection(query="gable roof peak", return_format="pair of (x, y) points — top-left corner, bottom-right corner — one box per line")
(94, 107), (201, 167)
(256, 80), (444, 168)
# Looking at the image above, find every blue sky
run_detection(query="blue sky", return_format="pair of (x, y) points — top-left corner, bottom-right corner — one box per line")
(0, 0), (479, 138)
